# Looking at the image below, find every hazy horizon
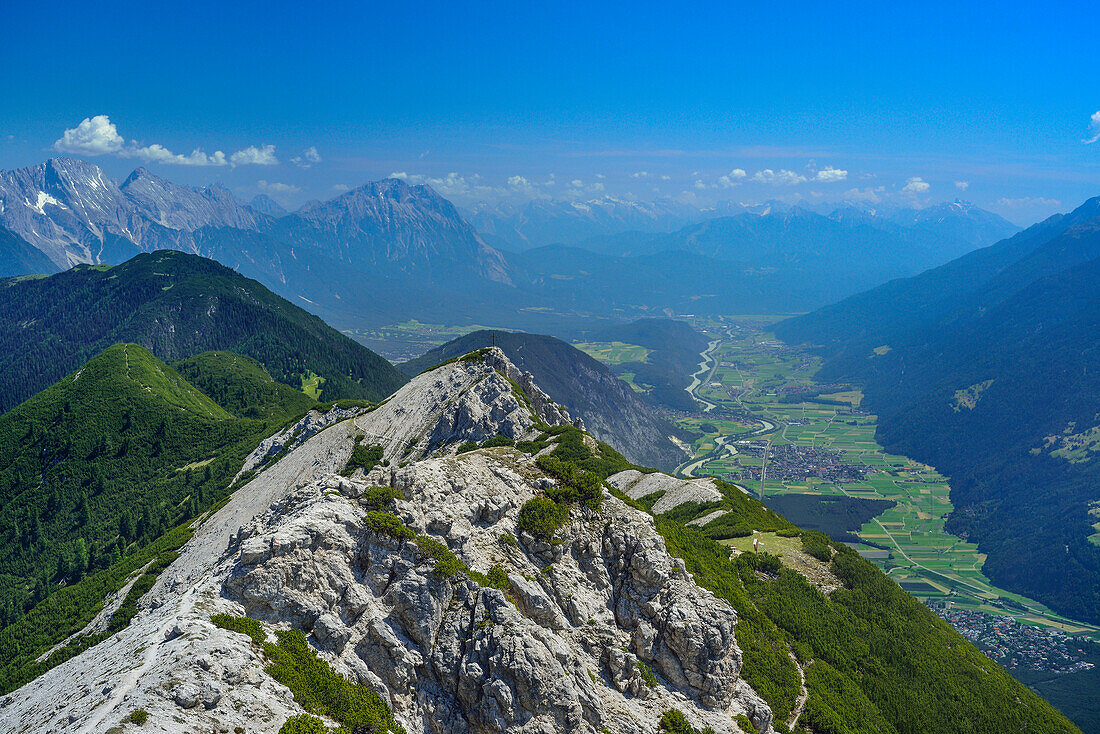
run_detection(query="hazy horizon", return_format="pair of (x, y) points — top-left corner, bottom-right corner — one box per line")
(2, 1), (1097, 226)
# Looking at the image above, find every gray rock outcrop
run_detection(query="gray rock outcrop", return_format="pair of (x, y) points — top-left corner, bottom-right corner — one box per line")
(0, 350), (770, 734)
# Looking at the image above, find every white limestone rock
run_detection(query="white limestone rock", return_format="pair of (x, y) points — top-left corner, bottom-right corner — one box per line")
(0, 350), (771, 734)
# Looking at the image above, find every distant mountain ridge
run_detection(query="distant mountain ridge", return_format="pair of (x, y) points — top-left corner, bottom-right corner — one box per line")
(468, 195), (1018, 261)
(576, 202), (1018, 276)
(465, 197), (700, 251)
(277, 178), (511, 283)
(0, 158), (522, 331)
(0, 158), (510, 284)
(0, 157), (1019, 331)
(120, 167), (266, 232)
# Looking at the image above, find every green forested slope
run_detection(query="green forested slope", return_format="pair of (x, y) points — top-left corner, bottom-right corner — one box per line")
(0, 344), (278, 626)
(0, 349), (1080, 732)
(172, 351), (317, 421)
(588, 317), (709, 411)
(0, 250), (407, 413)
(540, 426), (1079, 733)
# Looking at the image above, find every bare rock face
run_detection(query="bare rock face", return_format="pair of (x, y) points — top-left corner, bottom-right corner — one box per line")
(351, 347), (579, 465)
(224, 452), (771, 733)
(0, 349), (770, 734)
(608, 470), (724, 513)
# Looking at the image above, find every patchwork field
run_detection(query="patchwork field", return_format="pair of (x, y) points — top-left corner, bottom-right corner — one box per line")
(635, 317), (1100, 638)
(344, 320), (512, 362)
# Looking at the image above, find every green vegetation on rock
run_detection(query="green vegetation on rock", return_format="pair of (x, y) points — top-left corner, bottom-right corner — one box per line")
(212, 616), (404, 734)
(342, 438), (385, 476)
(0, 524), (191, 694)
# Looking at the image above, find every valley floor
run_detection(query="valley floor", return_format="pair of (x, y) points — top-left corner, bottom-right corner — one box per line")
(584, 315), (1100, 730)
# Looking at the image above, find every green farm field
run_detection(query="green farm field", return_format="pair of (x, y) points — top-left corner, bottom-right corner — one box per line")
(573, 341), (651, 364)
(587, 316), (1100, 638)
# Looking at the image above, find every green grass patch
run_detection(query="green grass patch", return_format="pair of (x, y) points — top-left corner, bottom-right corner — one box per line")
(342, 437), (385, 477)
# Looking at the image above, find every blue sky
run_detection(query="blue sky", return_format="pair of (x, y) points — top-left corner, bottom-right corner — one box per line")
(1, 0), (1098, 224)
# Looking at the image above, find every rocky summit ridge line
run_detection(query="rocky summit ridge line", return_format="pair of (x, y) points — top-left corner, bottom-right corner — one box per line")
(0, 348), (772, 734)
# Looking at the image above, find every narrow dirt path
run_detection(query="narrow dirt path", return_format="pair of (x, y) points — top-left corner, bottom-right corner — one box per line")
(77, 578), (204, 734)
(787, 652), (810, 729)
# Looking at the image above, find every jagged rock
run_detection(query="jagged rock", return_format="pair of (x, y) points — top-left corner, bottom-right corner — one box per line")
(0, 350), (772, 734)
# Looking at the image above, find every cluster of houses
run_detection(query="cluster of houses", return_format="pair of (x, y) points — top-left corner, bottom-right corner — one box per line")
(725, 441), (869, 484)
(926, 601), (1096, 675)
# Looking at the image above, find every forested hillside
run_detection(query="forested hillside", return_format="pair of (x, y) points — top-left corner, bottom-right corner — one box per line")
(0, 227), (56, 278)
(502, 425), (1079, 733)
(0, 250), (407, 413)
(171, 351), (317, 421)
(776, 196), (1100, 624)
(0, 344), (282, 627)
(588, 318), (709, 411)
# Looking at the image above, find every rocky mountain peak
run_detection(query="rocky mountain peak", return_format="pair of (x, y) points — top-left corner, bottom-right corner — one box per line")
(287, 178), (512, 284)
(0, 349), (772, 733)
(248, 193), (288, 217)
(120, 167), (261, 232)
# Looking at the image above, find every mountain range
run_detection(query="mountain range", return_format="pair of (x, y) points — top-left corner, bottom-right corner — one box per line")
(464, 197), (701, 251)
(776, 194), (1100, 625)
(0, 158), (1020, 333)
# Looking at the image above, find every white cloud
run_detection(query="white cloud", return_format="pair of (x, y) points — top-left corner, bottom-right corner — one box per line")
(752, 169), (807, 185)
(814, 166), (847, 183)
(53, 115), (124, 155)
(229, 145), (278, 167)
(124, 144), (227, 167)
(718, 169), (747, 188)
(570, 179), (583, 187)
(1084, 111), (1100, 144)
(507, 175), (532, 189)
(388, 171), (411, 180)
(955, 181), (970, 191)
(997, 196), (1060, 208)
(332, 184), (350, 192)
(53, 115), (277, 167)
(590, 182), (605, 192)
(902, 176), (930, 193)
(595, 173), (605, 179)
(632, 171), (650, 179)
(660, 174), (671, 181)
(291, 146), (322, 167)
(257, 180), (300, 194)
(694, 179), (708, 190)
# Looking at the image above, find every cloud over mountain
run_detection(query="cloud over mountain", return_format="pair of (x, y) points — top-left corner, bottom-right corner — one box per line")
(54, 116), (278, 167)
(52, 115), (124, 155)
